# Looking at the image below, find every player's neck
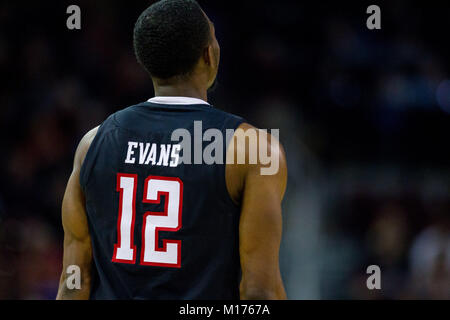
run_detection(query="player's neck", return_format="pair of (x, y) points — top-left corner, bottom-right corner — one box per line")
(153, 81), (208, 102)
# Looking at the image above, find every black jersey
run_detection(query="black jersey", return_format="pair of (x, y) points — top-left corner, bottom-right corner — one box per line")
(80, 97), (245, 299)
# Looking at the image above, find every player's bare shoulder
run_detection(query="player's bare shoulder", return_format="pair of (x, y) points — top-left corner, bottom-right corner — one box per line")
(74, 126), (100, 169)
(225, 122), (287, 205)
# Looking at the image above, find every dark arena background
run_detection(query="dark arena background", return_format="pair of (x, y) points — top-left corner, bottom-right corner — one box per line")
(0, 0), (449, 300)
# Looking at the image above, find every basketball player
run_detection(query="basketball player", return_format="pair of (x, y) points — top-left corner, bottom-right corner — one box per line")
(56, 0), (287, 300)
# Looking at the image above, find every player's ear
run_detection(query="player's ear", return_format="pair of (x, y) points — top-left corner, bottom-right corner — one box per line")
(202, 44), (214, 67)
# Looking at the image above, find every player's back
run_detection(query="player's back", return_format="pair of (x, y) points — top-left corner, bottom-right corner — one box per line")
(80, 97), (244, 299)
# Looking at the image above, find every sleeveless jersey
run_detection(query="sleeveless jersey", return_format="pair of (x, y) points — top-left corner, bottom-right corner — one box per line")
(80, 98), (244, 299)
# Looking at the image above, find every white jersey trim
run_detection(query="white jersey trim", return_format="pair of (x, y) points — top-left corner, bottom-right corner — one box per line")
(148, 96), (210, 106)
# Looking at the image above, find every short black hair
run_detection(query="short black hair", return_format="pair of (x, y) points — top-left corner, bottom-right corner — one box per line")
(133, 0), (211, 79)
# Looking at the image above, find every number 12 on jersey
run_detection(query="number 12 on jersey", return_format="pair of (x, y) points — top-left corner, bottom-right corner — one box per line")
(112, 174), (183, 268)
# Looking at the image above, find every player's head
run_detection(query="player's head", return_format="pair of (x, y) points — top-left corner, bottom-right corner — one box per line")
(133, 0), (219, 89)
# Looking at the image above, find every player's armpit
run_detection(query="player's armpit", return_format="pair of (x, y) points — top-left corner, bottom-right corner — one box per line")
(228, 123), (288, 300)
(56, 127), (98, 300)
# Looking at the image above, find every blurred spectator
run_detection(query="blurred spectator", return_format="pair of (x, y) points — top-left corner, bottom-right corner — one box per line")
(408, 211), (450, 299)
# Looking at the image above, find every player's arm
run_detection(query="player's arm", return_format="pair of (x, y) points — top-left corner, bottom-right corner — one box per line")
(56, 127), (98, 300)
(227, 123), (288, 300)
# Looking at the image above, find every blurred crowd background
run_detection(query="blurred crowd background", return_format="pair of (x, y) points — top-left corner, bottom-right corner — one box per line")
(0, 0), (449, 299)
